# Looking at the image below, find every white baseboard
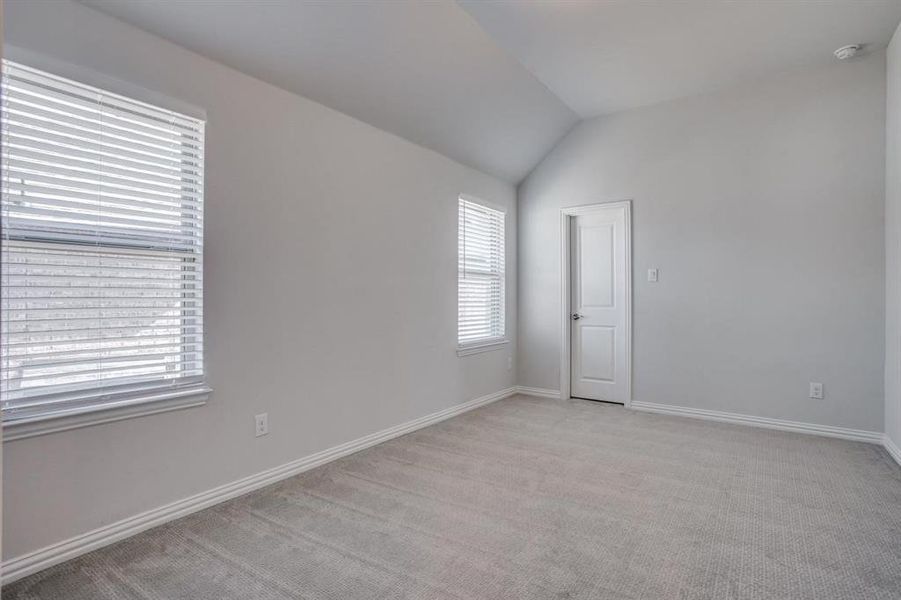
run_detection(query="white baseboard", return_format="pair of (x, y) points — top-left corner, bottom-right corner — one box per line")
(1, 386), (517, 585)
(515, 386), (561, 399)
(629, 401), (884, 444)
(884, 434), (901, 468)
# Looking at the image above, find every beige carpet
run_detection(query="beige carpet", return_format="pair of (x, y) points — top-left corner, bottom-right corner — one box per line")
(5, 394), (901, 599)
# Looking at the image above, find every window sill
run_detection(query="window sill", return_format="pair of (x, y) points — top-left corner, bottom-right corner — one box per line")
(457, 339), (509, 357)
(3, 385), (212, 442)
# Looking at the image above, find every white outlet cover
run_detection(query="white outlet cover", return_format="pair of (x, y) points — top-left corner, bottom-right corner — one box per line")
(255, 413), (269, 437)
(648, 268), (659, 282)
(809, 383), (824, 399)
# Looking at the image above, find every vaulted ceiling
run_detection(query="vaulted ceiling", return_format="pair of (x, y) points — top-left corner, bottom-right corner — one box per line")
(77, 0), (578, 184)
(459, 0), (901, 118)
(77, 0), (901, 183)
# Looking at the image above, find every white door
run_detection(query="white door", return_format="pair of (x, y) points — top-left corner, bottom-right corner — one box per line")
(570, 207), (628, 403)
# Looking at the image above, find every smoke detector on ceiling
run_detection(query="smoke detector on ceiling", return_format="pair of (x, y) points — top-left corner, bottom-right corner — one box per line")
(833, 45), (861, 60)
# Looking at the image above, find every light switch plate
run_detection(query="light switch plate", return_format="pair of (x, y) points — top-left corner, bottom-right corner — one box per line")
(809, 382), (823, 400)
(648, 268), (659, 282)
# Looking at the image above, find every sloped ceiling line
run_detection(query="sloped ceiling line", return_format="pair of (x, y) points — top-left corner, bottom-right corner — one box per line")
(67, 0), (901, 183)
(76, 0), (578, 184)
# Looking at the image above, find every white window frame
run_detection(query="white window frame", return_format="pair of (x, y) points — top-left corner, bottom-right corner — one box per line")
(1, 61), (210, 441)
(457, 195), (507, 357)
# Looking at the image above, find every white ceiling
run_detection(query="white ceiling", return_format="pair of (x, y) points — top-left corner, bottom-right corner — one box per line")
(458, 0), (901, 118)
(75, 0), (901, 182)
(77, 0), (578, 183)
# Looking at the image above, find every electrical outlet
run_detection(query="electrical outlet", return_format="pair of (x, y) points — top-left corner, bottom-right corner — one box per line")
(255, 413), (269, 437)
(809, 382), (824, 400)
(507, 356), (513, 371)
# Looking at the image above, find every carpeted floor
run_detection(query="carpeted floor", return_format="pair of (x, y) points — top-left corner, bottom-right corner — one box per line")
(5, 394), (901, 599)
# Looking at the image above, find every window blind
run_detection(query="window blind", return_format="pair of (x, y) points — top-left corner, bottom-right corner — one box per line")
(1, 60), (206, 424)
(458, 197), (505, 346)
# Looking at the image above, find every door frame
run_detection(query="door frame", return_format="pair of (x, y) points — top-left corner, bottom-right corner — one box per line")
(559, 200), (633, 406)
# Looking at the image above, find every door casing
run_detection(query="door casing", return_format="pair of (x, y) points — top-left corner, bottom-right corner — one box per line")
(560, 201), (632, 405)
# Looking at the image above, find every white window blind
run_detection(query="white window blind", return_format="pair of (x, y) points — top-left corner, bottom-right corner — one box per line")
(1, 60), (206, 425)
(458, 197), (505, 347)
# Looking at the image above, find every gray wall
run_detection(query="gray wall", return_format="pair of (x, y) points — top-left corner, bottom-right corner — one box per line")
(518, 54), (886, 432)
(2, 0), (517, 560)
(887, 24), (901, 448)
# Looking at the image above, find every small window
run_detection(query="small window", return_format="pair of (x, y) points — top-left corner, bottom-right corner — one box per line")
(457, 196), (505, 353)
(0, 61), (207, 426)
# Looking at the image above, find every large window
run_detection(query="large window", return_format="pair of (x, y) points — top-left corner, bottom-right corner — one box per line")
(1, 61), (207, 428)
(457, 196), (505, 353)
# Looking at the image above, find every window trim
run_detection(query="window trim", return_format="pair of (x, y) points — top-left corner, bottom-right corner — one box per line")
(3, 384), (210, 442)
(457, 195), (507, 354)
(456, 337), (508, 357)
(5, 45), (207, 122)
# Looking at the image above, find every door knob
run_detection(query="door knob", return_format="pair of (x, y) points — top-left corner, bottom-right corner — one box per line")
(571, 313), (583, 320)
